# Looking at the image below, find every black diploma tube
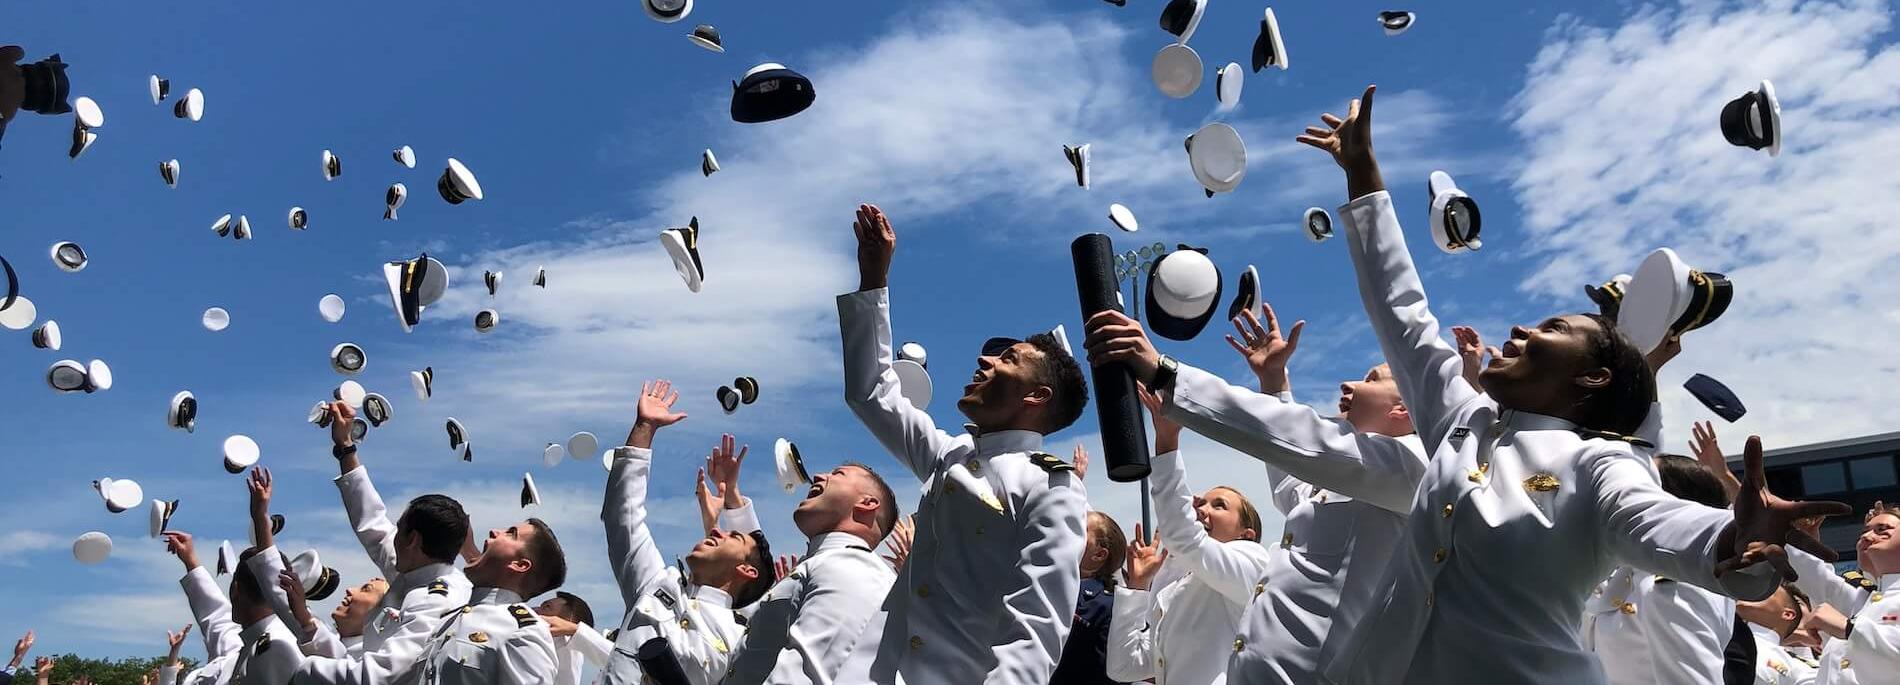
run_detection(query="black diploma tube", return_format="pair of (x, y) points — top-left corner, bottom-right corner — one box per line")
(636, 637), (693, 685)
(1071, 233), (1152, 482)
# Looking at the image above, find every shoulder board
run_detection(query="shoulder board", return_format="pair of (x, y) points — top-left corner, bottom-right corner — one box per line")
(604, 628), (620, 642)
(428, 579), (450, 596)
(1029, 452), (1074, 473)
(732, 610), (748, 627)
(254, 635), (273, 654)
(510, 604), (537, 628)
(1843, 569), (1878, 592)
(655, 588), (678, 609)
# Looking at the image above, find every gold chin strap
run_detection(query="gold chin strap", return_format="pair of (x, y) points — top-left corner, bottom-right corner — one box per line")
(1677, 270), (1718, 332)
(402, 259), (418, 293)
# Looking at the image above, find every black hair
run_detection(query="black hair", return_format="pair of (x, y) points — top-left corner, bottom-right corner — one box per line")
(1023, 332), (1090, 434)
(1576, 313), (1655, 436)
(843, 461), (901, 541)
(1653, 454), (1732, 508)
(552, 591), (595, 627)
(399, 494), (470, 564)
(231, 546), (266, 604)
(523, 518), (567, 597)
(733, 531), (776, 609)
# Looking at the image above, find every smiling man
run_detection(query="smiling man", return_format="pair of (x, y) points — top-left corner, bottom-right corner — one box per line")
(600, 380), (776, 685)
(1786, 502), (1900, 683)
(832, 204), (1090, 685)
(722, 451), (899, 685)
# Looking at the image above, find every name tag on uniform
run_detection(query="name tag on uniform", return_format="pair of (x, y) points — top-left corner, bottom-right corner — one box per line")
(1448, 426), (1472, 450)
(655, 588), (677, 609)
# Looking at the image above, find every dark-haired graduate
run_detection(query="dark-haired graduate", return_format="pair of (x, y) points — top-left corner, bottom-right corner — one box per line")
(832, 204), (1091, 685)
(1293, 85), (1851, 685)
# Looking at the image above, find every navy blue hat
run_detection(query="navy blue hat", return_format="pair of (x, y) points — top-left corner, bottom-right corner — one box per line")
(1684, 374), (1746, 423)
(732, 63), (815, 124)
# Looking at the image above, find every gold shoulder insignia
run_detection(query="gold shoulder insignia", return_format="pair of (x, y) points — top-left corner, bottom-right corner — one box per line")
(254, 636), (272, 654)
(428, 579), (450, 596)
(604, 628), (620, 642)
(1653, 574), (1675, 584)
(1844, 569), (1877, 591)
(510, 604), (536, 628)
(1029, 452), (1074, 473)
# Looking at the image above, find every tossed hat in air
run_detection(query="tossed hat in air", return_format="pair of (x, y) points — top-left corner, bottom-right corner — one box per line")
(289, 206), (308, 230)
(383, 253), (448, 333)
(484, 270), (502, 297)
(1151, 43), (1203, 99)
(775, 438), (812, 494)
(384, 183), (407, 221)
(411, 367), (434, 401)
(149, 499), (179, 538)
(68, 126), (97, 160)
(701, 149), (720, 177)
(1216, 62), (1244, 110)
(543, 442), (565, 468)
(202, 307), (231, 332)
(168, 390), (197, 433)
(1109, 203), (1139, 232)
(643, 0), (692, 23)
(94, 477), (143, 513)
(474, 309), (499, 334)
(438, 158), (485, 204)
(1684, 374), (1746, 423)
(362, 393), (392, 427)
(688, 25), (724, 53)
(160, 159), (180, 188)
(1186, 123), (1247, 195)
(1617, 247), (1733, 355)
(731, 63), (816, 123)
(290, 549), (341, 601)
(1146, 245), (1223, 341)
(50, 241), (87, 273)
(1064, 144), (1090, 188)
(1251, 8), (1289, 72)
(32, 320), (61, 350)
(533, 267), (547, 288)
(1427, 170), (1481, 254)
(1227, 265), (1260, 323)
(319, 294), (345, 323)
(1720, 80), (1781, 158)
(150, 75), (170, 105)
(223, 435), (260, 474)
(661, 217), (705, 293)
(1378, 11), (1416, 36)
(73, 532), (112, 565)
(330, 343), (366, 375)
(47, 359), (110, 393)
(446, 418), (471, 461)
(521, 473), (541, 508)
(393, 145), (416, 169)
(1304, 207), (1334, 242)
(174, 88), (204, 122)
(335, 380), (367, 409)
(322, 150), (341, 181)
(1159, 0), (1207, 43)
(567, 432), (598, 464)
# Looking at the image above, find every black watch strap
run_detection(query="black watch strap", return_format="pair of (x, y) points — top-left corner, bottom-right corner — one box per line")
(1151, 355), (1179, 392)
(332, 443), (357, 459)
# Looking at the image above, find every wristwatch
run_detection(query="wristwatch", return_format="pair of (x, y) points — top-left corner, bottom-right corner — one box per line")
(332, 443), (357, 459)
(1151, 354), (1180, 392)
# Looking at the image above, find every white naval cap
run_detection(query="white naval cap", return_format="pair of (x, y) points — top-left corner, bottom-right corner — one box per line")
(1378, 11), (1416, 36)
(701, 149), (720, 177)
(897, 341), (928, 368)
(484, 270), (502, 297)
(1426, 170), (1481, 254)
(322, 149), (341, 181)
(383, 183), (408, 221)
(731, 63), (816, 123)
(445, 418), (472, 461)
(168, 390), (197, 433)
(222, 435), (260, 474)
(543, 442), (566, 467)
(48, 359), (110, 393)
(289, 206), (308, 230)
(1186, 122), (1247, 196)
(473, 309), (499, 334)
(438, 158), (484, 204)
(94, 477), (143, 513)
(643, 0), (693, 23)
(318, 294), (345, 323)
(1227, 265), (1260, 323)
(32, 320), (61, 350)
(1304, 206), (1334, 242)
(688, 24), (724, 53)
(891, 358), (932, 410)
(73, 96), (103, 130)
(1216, 62), (1245, 110)
(211, 214), (233, 238)
(567, 432), (599, 463)
(214, 540), (236, 575)
(383, 253), (448, 333)
(68, 126), (97, 160)
(174, 88), (204, 122)
(72, 532), (112, 565)
(335, 379), (367, 408)
(149, 75), (170, 105)
(1618, 247), (1732, 355)
(233, 215), (252, 240)
(50, 241), (87, 272)
(1064, 144), (1090, 189)
(0, 295), (33, 331)
(533, 266), (546, 288)
(1251, 8), (1289, 71)
(520, 473), (541, 508)
(1145, 245), (1223, 341)
(149, 498), (179, 538)
(362, 393), (393, 428)
(289, 549), (341, 601)
(1108, 203), (1139, 232)
(1151, 43), (1203, 99)
(775, 438), (811, 494)
(1158, 0), (1207, 43)
(202, 307), (230, 332)
(1721, 80), (1781, 158)
(393, 145), (416, 169)
(411, 366), (433, 401)
(330, 343), (366, 375)
(660, 217), (705, 293)
(160, 159), (180, 188)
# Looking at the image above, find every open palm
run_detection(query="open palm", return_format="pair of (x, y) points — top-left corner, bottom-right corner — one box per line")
(637, 380), (686, 427)
(1718, 436), (1854, 580)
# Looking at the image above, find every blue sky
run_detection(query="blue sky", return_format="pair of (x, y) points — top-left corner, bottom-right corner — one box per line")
(4, 0), (1899, 662)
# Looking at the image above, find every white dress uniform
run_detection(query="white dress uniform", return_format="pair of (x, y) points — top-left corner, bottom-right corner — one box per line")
(831, 288), (1088, 685)
(1104, 448), (1273, 685)
(1787, 548), (1874, 684)
(401, 587), (557, 685)
(1580, 566), (1735, 684)
(1839, 573), (1900, 679)
(165, 565), (305, 685)
(723, 531), (897, 685)
(1746, 622), (1818, 685)
(295, 467), (472, 685)
(1160, 367), (1426, 684)
(554, 622), (614, 685)
(1319, 190), (1778, 684)
(299, 622), (364, 659)
(600, 445), (750, 685)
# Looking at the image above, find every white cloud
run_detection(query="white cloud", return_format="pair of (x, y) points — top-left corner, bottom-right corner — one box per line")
(1507, 0), (1900, 447)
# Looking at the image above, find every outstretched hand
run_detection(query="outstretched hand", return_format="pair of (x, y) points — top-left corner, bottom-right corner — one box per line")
(1716, 436), (1854, 581)
(10, 630), (31, 668)
(1123, 523), (1169, 591)
(1072, 443), (1091, 482)
(1082, 309), (1162, 384)
(628, 380), (685, 449)
(1134, 383), (1181, 452)
(707, 434), (748, 506)
(165, 625), (190, 657)
(277, 569), (313, 634)
(854, 204), (895, 291)
(1295, 84), (1384, 200)
(163, 531), (199, 570)
(1451, 326), (1494, 390)
(881, 515), (915, 571)
(1227, 303), (1303, 394)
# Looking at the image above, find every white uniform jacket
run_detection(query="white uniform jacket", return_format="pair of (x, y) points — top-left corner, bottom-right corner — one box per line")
(554, 623), (614, 685)
(399, 587), (557, 685)
(1747, 623), (1818, 685)
(1838, 573), (1900, 680)
(600, 445), (749, 685)
(1319, 190), (1776, 684)
(1787, 547), (1875, 684)
(168, 565), (305, 685)
(1581, 566), (1735, 684)
(1105, 449), (1272, 685)
(1162, 367), (1424, 684)
(298, 623), (363, 660)
(831, 288), (1088, 685)
(724, 531), (896, 685)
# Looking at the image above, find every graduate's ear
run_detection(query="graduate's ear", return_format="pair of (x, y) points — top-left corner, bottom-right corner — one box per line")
(1021, 384), (1054, 409)
(1575, 365), (1612, 391)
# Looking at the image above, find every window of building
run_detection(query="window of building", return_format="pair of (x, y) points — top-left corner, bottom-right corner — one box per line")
(1802, 462), (1848, 494)
(1850, 455), (1898, 490)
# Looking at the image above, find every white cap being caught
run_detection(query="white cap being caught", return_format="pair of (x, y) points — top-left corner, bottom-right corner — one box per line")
(149, 499), (179, 538)
(335, 380), (367, 408)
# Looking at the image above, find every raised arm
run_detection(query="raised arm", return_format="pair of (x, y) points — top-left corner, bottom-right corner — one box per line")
(604, 380), (685, 608)
(1104, 533), (1164, 682)
(326, 402), (400, 579)
(165, 531), (241, 660)
(1297, 85), (1477, 445)
(986, 478), (1087, 683)
(837, 203), (957, 480)
(706, 434), (762, 534)
(1137, 388), (1272, 604)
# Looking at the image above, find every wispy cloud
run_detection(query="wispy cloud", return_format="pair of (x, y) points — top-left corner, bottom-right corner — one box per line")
(1506, 0), (1900, 445)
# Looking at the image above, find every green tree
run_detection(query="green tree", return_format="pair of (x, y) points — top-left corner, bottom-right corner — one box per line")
(36, 654), (195, 685)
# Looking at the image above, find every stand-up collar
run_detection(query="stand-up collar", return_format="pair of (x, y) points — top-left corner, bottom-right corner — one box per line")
(967, 426), (1043, 456)
(470, 586), (523, 606)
